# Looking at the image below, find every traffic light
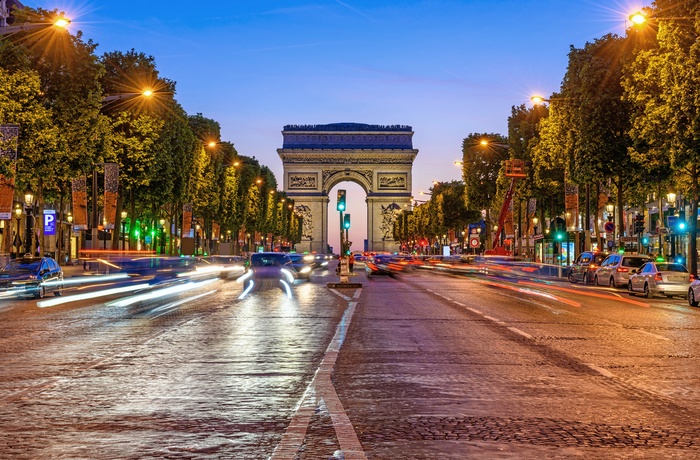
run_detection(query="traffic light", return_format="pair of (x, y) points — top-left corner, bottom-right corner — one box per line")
(337, 189), (346, 211)
(555, 231), (564, 241)
(634, 214), (645, 234)
(343, 214), (351, 229)
(642, 236), (649, 246)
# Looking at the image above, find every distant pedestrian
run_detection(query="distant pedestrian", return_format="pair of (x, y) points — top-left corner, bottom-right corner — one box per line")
(348, 253), (355, 273)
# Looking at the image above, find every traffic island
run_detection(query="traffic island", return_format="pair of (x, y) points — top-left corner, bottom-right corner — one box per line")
(327, 282), (363, 288)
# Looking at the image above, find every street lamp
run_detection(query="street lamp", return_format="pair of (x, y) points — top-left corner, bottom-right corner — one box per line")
(532, 216), (539, 234)
(13, 204), (22, 257)
(120, 211), (127, 251)
(67, 213), (73, 263)
(23, 190), (34, 256)
(159, 218), (166, 255)
(605, 198), (615, 221)
(195, 224), (201, 256)
(0, 14), (71, 36)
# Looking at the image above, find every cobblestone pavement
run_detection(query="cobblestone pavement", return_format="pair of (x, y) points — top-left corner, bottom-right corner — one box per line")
(331, 269), (700, 458)
(0, 268), (347, 459)
(2, 264), (700, 458)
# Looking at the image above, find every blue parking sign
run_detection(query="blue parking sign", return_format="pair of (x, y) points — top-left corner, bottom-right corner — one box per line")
(44, 210), (56, 236)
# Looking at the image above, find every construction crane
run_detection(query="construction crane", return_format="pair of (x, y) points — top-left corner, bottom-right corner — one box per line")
(486, 159), (527, 256)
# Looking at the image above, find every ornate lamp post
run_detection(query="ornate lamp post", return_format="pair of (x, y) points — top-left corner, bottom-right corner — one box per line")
(195, 224), (201, 256)
(67, 213), (73, 263)
(13, 204), (21, 258)
(159, 218), (166, 255)
(23, 190), (34, 256)
(120, 211), (127, 251)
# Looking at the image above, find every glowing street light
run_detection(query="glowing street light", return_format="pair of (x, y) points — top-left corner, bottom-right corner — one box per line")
(101, 89), (155, 105)
(629, 11), (647, 25)
(0, 14), (71, 35)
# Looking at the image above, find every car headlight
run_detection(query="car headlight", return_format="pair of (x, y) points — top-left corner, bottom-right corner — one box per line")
(303, 255), (314, 262)
(280, 268), (295, 283)
(300, 266), (312, 274)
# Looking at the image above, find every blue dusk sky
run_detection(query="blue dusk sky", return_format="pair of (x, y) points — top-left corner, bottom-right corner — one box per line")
(25, 0), (643, 252)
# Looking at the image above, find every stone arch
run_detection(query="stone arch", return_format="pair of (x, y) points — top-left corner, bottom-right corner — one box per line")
(323, 169), (372, 195)
(278, 123), (418, 254)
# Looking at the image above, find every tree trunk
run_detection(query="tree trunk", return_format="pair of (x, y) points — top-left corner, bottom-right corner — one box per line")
(690, 164), (698, 276)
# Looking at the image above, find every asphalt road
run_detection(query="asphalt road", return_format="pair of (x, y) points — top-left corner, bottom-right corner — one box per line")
(1, 262), (699, 459)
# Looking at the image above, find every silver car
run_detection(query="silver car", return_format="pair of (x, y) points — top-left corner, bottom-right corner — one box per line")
(594, 253), (651, 288)
(628, 262), (691, 298)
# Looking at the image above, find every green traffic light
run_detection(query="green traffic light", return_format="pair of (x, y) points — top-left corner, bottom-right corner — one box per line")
(337, 189), (347, 211)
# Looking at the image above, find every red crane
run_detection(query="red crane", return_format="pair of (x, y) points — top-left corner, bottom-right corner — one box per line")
(486, 159), (527, 256)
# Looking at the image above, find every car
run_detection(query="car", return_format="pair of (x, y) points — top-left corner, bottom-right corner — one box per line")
(365, 254), (405, 277)
(568, 251), (608, 284)
(238, 252), (298, 298)
(0, 256), (64, 299)
(628, 261), (692, 298)
(594, 253), (652, 288)
(287, 253), (314, 280)
(199, 255), (247, 279)
(688, 278), (700, 307)
(310, 254), (330, 270)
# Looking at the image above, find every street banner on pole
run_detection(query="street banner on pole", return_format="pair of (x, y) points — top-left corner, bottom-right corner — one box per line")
(565, 183), (579, 230)
(182, 203), (193, 238)
(0, 124), (19, 220)
(71, 177), (88, 230)
(103, 163), (119, 230)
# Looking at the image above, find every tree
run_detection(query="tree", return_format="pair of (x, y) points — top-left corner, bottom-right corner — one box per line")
(623, 0), (700, 274)
(1, 7), (107, 260)
(461, 133), (509, 249)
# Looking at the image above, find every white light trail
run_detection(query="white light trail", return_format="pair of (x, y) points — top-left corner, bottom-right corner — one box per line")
(37, 284), (152, 308)
(107, 278), (218, 307)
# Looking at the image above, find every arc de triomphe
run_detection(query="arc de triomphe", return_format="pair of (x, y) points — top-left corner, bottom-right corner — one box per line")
(278, 123), (418, 254)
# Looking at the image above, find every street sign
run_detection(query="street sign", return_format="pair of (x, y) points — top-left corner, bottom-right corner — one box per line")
(604, 221), (615, 233)
(469, 236), (480, 248)
(43, 210), (56, 236)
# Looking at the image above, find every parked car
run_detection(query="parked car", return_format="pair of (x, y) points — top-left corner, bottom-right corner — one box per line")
(0, 256), (64, 299)
(628, 262), (692, 298)
(688, 278), (700, 307)
(568, 251), (608, 284)
(594, 253), (652, 288)
(287, 253), (314, 280)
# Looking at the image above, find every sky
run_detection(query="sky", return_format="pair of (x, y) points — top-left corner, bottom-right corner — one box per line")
(25, 0), (643, 252)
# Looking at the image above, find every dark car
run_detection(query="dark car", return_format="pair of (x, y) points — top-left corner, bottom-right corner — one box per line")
(198, 255), (247, 279)
(568, 251), (608, 285)
(238, 252), (297, 298)
(287, 253), (314, 280)
(0, 256), (64, 299)
(365, 254), (403, 277)
(310, 254), (330, 270)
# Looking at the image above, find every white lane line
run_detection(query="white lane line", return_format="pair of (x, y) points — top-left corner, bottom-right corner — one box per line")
(271, 294), (366, 460)
(483, 315), (504, 324)
(330, 289), (352, 302)
(634, 329), (671, 341)
(586, 363), (615, 378)
(601, 319), (671, 342)
(507, 327), (534, 340)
